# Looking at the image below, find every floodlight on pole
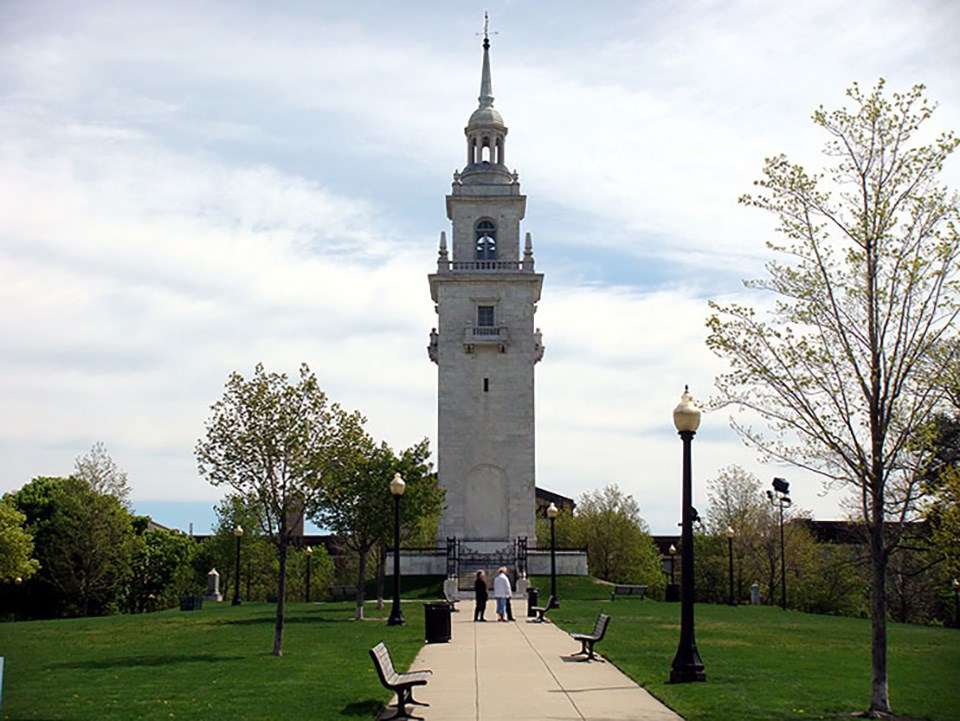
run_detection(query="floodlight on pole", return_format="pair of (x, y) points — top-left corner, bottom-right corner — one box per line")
(768, 478), (791, 611)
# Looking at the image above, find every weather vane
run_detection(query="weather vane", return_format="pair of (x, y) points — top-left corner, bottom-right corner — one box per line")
(479, 11), (498, 46)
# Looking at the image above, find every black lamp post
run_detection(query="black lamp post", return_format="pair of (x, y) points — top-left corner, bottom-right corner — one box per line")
(669, 544), (677, 585)
(13, 575), (22, 622)
(547, 502), (559, 609)
(953, 578), (959, 629)
(305, 545), (313, 603)
(387, 472), (406, 626)
(726, 526), (736, 606)
(232, 525), (243, 606)
(767, 478), (791, 611)
(670, 386), (706, 683)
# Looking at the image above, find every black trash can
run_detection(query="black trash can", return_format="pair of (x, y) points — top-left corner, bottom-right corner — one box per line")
(526, 588), (540, 617)
(424, 602), (451, 643)
(665, 583), (680, 602)
(179, 595), (203, 611)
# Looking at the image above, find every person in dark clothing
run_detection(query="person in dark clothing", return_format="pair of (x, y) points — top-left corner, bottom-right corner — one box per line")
(474, 570), (488, 621)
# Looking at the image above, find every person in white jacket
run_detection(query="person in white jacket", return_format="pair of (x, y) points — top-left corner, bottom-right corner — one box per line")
(493, 567), (512, 622)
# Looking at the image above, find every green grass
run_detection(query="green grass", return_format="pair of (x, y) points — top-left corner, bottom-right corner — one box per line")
(2, 581), (958, 721)
(0, 602), (424, 721)
(545, 599), (960, 721)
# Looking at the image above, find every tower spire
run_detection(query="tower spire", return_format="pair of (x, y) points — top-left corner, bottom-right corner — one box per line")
(464, 12), (507, 170)
(478, 12), (494, 110)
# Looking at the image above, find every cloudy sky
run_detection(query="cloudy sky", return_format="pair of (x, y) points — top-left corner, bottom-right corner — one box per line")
(2, 0), (958, 535)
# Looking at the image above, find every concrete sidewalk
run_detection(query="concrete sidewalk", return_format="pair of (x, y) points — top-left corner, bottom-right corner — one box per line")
(381, 608), (685, 721)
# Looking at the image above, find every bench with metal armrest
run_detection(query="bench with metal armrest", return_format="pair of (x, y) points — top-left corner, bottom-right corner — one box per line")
(369, 642), (432, 720)
(569, 612), (611, 661)
(530, 594), (556, 623)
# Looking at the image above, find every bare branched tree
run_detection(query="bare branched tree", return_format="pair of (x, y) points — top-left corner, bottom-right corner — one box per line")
(707, 80), (959, 716)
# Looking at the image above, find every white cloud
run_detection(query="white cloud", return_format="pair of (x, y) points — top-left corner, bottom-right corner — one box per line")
(0, 0), (955, 532)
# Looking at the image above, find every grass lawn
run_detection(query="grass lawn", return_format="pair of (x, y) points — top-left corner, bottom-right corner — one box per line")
(1, 578), (958, 721)
(0, 601), (425, 721)
(530, 576), (960, 721)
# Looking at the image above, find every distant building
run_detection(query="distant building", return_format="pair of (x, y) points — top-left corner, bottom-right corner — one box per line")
(535, 488), (575, 517)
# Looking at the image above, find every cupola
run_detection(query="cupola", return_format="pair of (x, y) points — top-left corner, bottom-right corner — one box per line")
(463, 15), (509, 178)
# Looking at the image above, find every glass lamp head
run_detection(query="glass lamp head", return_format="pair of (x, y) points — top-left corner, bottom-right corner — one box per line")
(673, 386), (702, 432)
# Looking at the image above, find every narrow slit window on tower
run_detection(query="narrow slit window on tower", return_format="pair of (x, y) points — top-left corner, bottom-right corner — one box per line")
(483, 378), (490, 393)
(475, 220), (497, 260)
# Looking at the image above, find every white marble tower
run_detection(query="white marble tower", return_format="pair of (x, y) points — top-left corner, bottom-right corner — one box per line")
(428, 28), (544, 552)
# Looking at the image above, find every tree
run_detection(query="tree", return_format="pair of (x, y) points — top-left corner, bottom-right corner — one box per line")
(0, 497), (40, 583)
(196, 362), (366, 656)
(74, 441), (131, 507)
(126, 519), (197, 613)
(704, 466), (772, 603)
(568, 484), (664, 594)
(10, 476), (134, 617)
(197, 493), (277, 603)
(920, 412), (960, 581)
(704, 465), (770, 534)
(310, 437), (443, 620)
(707, 80), (959, 715)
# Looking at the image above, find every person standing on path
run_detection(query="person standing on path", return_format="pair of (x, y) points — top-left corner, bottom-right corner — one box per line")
(493, 567), (512, 622)
(474, 570), (488, 622)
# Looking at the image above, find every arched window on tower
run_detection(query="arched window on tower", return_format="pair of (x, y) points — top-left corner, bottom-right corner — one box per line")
(480, 136), (492, 163)
(475, 220), (497, 261)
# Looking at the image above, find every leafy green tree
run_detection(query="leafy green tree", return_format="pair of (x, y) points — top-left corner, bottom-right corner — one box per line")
(126, 520), (196, 612)
(534, 505), (580, 550)
(286, 543), (335, 604)
(707, 80), (959, 716)
(310, 437), (443, 620)
(565, 484), (664, 594)
(10, 476), (133, 617)
(797, 539), (867, 617)
(704, 466), (771, 602)
(703, 468), (867, 613)
(73, 441), (132, 507)
(45, 479), (133, 616)
(920, 413), (960, 581)
(0, 497), (40, 582)
(196, 362), (366, 655)
(198, 494), (277, 602)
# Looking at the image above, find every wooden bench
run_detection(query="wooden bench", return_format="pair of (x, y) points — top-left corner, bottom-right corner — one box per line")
(530, 594), (556, 623)
(328, 585), (357, 601)
(569, 613), (611, 661)
(369, 642), (432, 720)
(610, 584), (646, 600)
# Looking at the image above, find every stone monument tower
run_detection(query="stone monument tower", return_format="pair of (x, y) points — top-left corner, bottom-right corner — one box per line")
(428, 26), (544, 554)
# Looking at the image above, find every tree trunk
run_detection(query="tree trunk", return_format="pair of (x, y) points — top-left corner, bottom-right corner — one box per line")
(376, 544), (386, 610)
(868, 517), (891, 715)
(355, 550), (367, 621)
(273, 531), (287, 657)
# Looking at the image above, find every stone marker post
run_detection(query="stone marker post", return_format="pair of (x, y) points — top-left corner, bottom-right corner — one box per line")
(205, 568), (223, 602)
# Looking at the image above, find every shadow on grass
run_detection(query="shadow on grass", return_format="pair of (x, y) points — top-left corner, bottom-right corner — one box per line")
(54, 653), (246, 670)
(213, 615), (351, 627)
(340, 699), (383, 717)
